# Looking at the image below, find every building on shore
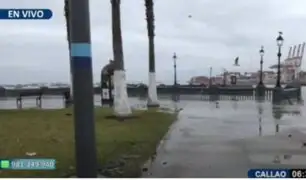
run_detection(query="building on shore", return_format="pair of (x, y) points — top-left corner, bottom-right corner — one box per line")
(188, 76), (209, 85)
(188, 69), (306, 86)
(188, 43), (306, 86)
(188, 75), (225, 86)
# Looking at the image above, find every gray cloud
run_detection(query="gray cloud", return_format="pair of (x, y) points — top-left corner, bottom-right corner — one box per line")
(1, 0), (306, 84)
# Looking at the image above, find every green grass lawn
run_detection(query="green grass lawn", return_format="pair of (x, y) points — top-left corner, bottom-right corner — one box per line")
(0, 108), (175, 177)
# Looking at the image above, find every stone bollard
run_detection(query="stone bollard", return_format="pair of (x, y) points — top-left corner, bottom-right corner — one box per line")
(255, 84), (265, 100)
(272, 87), (283, 104)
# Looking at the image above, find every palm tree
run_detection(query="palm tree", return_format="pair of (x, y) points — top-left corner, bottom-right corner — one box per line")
(145, 0), (159, 107)
(64, 0), (73, 100)
(111, 0), (132, 116)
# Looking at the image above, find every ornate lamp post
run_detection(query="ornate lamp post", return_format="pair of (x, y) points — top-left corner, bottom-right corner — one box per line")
(256, 46), (266, 99)
(276, 32), (284, 88)
(259, 46), (264, 85)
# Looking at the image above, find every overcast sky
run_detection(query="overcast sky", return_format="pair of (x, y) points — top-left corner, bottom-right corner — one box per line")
(1, 0), (306, 84)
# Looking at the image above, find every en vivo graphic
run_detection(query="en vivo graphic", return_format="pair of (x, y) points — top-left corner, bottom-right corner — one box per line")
(0, 9), (52, 20)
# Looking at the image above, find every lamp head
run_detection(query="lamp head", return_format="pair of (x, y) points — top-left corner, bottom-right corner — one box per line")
(173, 52), (177, 59)
(276, 32), (284, 47)
(259, 46), (264, 56)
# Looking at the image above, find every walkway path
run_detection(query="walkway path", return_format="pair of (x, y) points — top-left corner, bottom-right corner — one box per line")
(143, 100), (306, 178)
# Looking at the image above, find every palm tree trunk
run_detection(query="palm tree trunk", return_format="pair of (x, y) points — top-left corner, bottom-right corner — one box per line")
(111, 0), (131, 116)
(64, 0), (73, 99)
(145, 0), (159, 107)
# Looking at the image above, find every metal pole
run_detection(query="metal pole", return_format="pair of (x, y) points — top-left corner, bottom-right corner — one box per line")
(276, 46), (281, 87)
(69, 0), (97, 177)
(173, 53), (177, 86)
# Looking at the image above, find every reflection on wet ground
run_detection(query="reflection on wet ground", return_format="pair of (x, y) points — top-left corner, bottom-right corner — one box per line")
(142, 91), (306, 177)
(1, 89), (306, 177)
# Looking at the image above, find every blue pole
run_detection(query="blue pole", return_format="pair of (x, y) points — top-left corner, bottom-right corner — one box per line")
(68, 0), (97, 177)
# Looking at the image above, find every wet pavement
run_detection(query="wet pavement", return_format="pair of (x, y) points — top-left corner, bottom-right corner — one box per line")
(142, 88), (306, 178)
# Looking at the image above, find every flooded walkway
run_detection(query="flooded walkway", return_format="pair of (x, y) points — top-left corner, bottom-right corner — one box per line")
(143, 100), (306, 178)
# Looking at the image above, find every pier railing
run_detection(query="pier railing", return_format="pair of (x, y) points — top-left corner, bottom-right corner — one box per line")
(0, 85), (302, 104)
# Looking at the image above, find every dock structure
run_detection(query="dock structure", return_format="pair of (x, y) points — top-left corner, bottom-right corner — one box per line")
(269, 42), (305, 83)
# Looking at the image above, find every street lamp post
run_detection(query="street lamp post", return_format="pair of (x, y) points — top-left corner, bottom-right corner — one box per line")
(276, 32), (284, 88)
(259, 46), (264, 85)
(273, 32), (284, 103)
(69, 0), (97, 177)
(173, 53), (177, 86)
(172, 53), (178, 102)
(256, 46), (266, 99)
